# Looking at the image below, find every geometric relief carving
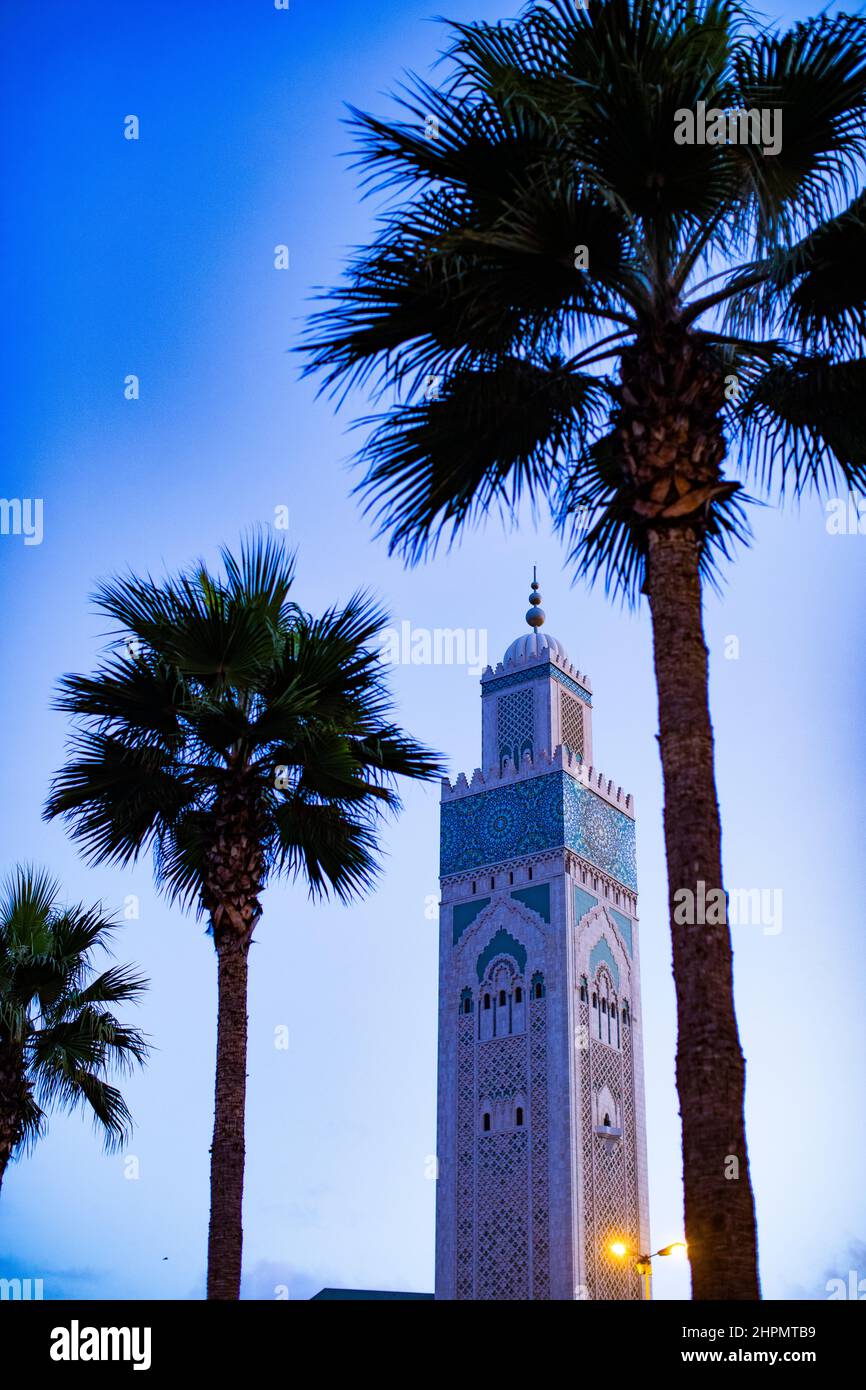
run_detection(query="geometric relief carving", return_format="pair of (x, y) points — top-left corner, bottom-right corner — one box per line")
(497, 688), (534, 770)
(579, 991), (641, 1300)
(529, 994), (550, 1298)
(560, 688), (584, 759)
(456, 1013), (475, 1299)
(476, 1034), (528, 1300)
(454, 986), (551, 1300)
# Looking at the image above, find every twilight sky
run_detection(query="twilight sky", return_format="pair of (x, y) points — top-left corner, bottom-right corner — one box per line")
(1, 0), (864, 1301)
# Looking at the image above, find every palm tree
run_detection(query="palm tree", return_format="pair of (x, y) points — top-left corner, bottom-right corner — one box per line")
(45, 536), (443, 1299)
(302, 0), (866, 1298)
(0, 865), (148, 1193)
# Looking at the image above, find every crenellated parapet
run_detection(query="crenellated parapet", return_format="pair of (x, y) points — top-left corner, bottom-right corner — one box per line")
(482, 648), (592, 694)
(441, 743), (635, 818)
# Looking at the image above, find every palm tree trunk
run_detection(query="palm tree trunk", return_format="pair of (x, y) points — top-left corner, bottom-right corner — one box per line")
(645, 524), (760, 1300)
(0, 1040), (26, 1197)
(206, 933), (250, 1299)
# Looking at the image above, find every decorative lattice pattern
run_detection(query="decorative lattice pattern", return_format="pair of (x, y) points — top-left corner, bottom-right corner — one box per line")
(497, 688), (534, 769)
(529, 994), (551, 1298)
(560, 690), (584, 759)
(477, 1131), (530, 1299)
(476, 1033), (530, 1299)
(454, 983), (550, 1300)
(456, 1012), (475, 1299)
(579, 983), (641, 1300)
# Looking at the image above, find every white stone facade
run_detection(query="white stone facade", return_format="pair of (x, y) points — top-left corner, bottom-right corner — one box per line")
(434, 601), (650, 1300)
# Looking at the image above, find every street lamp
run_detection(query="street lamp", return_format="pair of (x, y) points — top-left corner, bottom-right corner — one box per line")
(609, 1239), (687, 1300)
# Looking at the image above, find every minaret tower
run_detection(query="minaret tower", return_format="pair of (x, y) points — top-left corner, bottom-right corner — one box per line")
(434, 576), (650, 1300)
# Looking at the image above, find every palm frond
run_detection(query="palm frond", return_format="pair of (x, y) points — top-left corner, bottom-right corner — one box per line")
(355, 355), (608, 562)
(734, 353), (866, 495)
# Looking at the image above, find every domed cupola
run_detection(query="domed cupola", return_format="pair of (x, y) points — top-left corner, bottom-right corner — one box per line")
(503, 571), (569, 668)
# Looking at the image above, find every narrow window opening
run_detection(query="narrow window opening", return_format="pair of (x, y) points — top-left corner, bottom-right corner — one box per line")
(483, 993), (491, 1010)
(528, 866), (533, 880)
(515, 986), (523, 1004)
(515, 1107), (524, 1127)
(482, 1113), (491, 1133)
(603, 1112), (611, 1127)
(498, 990), (506, 1006)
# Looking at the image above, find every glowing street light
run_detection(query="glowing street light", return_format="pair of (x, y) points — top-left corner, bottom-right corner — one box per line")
(610, 1239), (688, 1300)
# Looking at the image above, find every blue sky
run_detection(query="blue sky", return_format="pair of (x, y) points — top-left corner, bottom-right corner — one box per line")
(0, 0), (864, 1301)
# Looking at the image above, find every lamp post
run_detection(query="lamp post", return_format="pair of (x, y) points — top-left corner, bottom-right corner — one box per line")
(610, 1240), (687, 1300)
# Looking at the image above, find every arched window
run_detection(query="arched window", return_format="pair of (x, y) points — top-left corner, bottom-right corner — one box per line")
(579, 983), (587, 1002)
(601, 998), (607, 1014)
(515, 986), (523, 1004)
(516, 1107), (524, 1127)
(463, 996), (472, 1015)
(528, 866), (533, 881)
(483, 993), (491, 1010)
(509, 870), (514, 885)
(592, 992), (597, 1007)
(534, 982), (543, 999)
(471, 880), (476, 894)
(482, 1112), (491, 1132)
(498, 989), (506, 1006)
(603, 1112), (611, 1127)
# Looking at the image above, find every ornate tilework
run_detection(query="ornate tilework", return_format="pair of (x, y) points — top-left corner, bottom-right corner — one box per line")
(590, 935), (620, 990)
(574, 885), (598, 922)
(452, 897), (490, 945)
(610, 908), (634, 957)
(563, 778), (637, 891)
(440, 771), (637, 891)
(510, 883), (551, 923)
(484, 662), (592, 705)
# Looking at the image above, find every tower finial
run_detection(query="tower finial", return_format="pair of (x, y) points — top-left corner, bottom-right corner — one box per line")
(526, 568), (545, 630)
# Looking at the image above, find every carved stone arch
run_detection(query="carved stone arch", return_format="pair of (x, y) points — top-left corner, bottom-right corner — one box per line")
(599, 901), (633, 965)
(574, 903), (630, 997)
(452, 894), (547, 982)
(484, 955), (519, 989)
